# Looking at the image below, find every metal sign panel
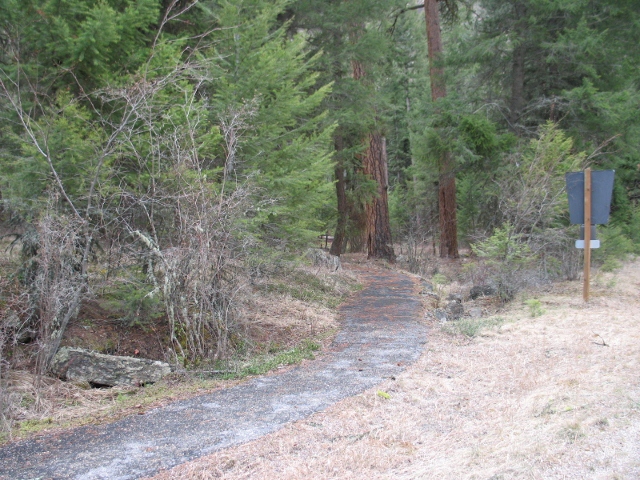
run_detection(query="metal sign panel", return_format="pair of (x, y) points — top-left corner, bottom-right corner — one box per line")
(575, 240), (600, 249)
(566, 170), (615, 225)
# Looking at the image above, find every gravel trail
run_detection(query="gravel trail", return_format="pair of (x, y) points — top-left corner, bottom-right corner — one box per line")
(0, 267), (426, 480)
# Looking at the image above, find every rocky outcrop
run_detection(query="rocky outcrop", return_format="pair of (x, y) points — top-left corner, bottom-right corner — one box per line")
(3, 309), (36, 343)
(469, 284), (496, 300)
(305, 248), (341, 271)
(50, 347), (171, 387)
(434, 299), (465, 322)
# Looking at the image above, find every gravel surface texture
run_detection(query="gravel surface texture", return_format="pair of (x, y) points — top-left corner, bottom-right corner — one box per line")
(0, 267), (427, 480)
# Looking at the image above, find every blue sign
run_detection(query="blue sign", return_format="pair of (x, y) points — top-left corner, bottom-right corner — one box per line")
(565, 170), (615, 225)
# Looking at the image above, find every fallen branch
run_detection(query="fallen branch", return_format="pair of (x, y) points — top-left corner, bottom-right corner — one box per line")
(592, 332), (608, 347)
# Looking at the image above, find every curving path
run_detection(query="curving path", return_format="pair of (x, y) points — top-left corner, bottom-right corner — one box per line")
(0, 267), (427, 480)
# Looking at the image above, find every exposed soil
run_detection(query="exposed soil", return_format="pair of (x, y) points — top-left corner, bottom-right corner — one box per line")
(61, 301), (170, 361)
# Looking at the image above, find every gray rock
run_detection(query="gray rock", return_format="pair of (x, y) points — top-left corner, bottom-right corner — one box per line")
(420, 280), (434, 292)
(421, 291), (440, 300)
(448, 293), (463, 303)
(469, 284), (496, 300)
(305, 248), (341, 271)
(51, 347), (171, 387)
(434, 309), (448, 322)
(4, 310), (36, 343)
(468, 307), (483, 318)
(446, 301), (464, 320)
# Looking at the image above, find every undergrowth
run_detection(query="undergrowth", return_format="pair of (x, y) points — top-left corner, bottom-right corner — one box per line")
(256, 269), (354, 309)
(234, 339), (322, 378)
(0, 256), (356, 444)
(442, 316), (506, 338)
(1, 335), (330, 445)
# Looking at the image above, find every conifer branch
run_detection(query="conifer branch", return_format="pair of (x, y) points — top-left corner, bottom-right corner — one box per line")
(389, 4), (425, 35)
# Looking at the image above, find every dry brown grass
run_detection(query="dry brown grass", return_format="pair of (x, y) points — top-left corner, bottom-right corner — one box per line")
(242, 264), (357, 350)
(0, 369), (243, 445)
(151, 259), (640, 479)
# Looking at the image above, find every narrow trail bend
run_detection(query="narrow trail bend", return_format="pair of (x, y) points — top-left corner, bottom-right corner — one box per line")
(0, 267), (427, 480)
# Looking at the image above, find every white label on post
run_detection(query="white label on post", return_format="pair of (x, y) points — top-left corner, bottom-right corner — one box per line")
(575, 240), (600, 249)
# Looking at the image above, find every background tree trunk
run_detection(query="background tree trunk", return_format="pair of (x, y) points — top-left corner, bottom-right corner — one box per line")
(350, 59), (395, 260)
(362, 133), (395, 260)
(425, 0), (459, 258)
(425, 0), (446, 102)
(438, 153), (459, 258)
(345, 58), (369, 253)
(509, 43), (525, 130)
(509, 2), (527, 131)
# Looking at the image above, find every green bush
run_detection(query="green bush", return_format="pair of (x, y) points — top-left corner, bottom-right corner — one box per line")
(592, 225), (636, 271)
(103, 281), (162, 327)
(471, 223), (540, 302)
(443, 317), (505, 338)
(525, 298), (545, 317)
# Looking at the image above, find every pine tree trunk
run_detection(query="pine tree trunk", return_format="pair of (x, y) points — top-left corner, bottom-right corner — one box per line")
(350, 58), (394, 259)
(362, 133), (395, 260)
(438, 152), (459, 258)
(342, 58), (368, 253)
(425, 0), (459, 258)
(425, 0), (446, 102)
(347, 205), (367, 253)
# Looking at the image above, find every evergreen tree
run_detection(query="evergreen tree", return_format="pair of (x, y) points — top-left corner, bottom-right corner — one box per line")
(457, 0), (640, 231)
(424, 0), (458, 258)
(290, 0), (400, 260)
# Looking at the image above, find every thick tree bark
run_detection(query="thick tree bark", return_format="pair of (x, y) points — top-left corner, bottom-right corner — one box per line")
(425, 0), (459, 258)
(425, 0), (446, 102)
(362, 133), (395, 260)
(347, 59), (369, 253)
(352, 58), (366, 81)
(438, 152), (459, 258)
(350, 58), (394, 260)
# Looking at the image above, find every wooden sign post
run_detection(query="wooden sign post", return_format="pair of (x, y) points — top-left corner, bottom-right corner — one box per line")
(583, 168), (592, 302)
(566, 168), (614, 303)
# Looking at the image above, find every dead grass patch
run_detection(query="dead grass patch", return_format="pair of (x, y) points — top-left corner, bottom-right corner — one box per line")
(151, 259), (640, 479)
(0, 369), (244, 445)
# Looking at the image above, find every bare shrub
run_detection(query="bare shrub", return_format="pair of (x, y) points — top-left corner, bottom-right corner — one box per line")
(527, 227), (582, 281)
(0, 212), (88, 435)
(0, 326), (10, 434)
(28, 214), (88, 375)
(117, 83), (259, 364)
(149, 186), (251, 364)
(405, 232), (430, 275)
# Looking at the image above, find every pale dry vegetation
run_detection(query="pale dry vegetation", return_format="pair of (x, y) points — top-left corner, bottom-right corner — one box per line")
(152, 259), (640, 479)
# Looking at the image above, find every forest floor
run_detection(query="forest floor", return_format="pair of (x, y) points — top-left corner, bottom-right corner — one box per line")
(0, 263), (425, 479)
(150, 258), (640, 480)
(0, 245), (357, 446)
(2, 252), (639, 479)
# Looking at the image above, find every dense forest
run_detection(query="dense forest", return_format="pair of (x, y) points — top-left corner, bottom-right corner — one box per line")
(1, 0), (639, 381)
